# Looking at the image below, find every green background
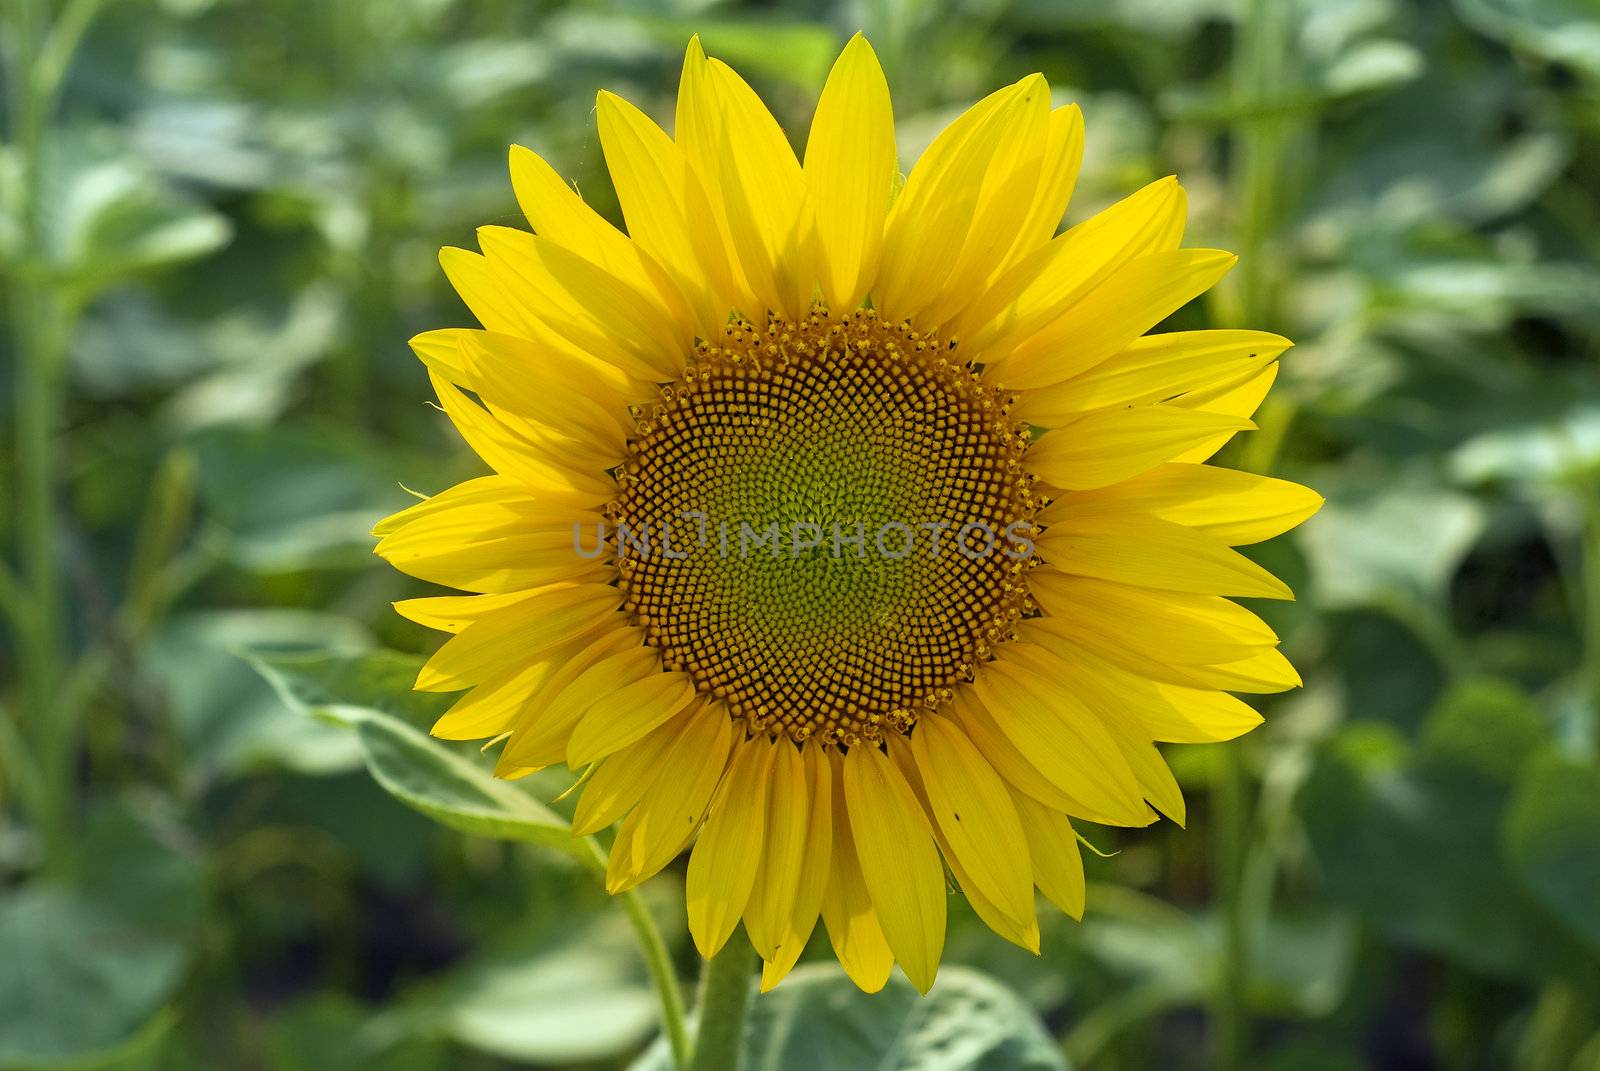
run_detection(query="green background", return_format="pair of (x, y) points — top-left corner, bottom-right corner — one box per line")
(2, 0), (1599, 1068)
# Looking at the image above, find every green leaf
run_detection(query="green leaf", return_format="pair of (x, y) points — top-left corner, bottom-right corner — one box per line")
(249, 650), (587, 860)
(1298, 690), (1579, 980)
(1298, 474), (1485, 610)
(1456, 0), (1600, 80)
(1504, 751), (1600, 951)
(430, 897), (672, 1063)
(36, 128), (232, 295)
(0, 800), (203, 1067)
(190, 424), (420, 574)
(1452, 406), (1600, 489)
(633, 965), (1069, 1071)
(152, 609), (372, 778)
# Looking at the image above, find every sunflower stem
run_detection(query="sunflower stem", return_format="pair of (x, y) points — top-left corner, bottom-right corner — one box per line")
(575, 837), (692, 1069)
(690, 943), (754, 1071)
(616, 885), (693, 1070)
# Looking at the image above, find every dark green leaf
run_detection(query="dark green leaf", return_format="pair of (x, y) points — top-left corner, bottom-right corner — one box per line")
(1504, 751), (1600, 951)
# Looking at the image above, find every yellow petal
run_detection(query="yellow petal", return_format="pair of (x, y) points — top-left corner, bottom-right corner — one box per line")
(1025, 614), (1300, 695)
(429, 374), (615, 506)
(572, 720), (679, 836)
(1037, 641), (1265, 744)
(672, 38), (821, 316)
(992, 104), (1085, 278)
(1028, 406), (1255, 490)
(476, 226), (688, 382)
(804, 33), (894, 311)
(909, 717), (1038, 942)
(874, 75), (1050, 323)
(508, 143), (692, 328)
(1064, 463), (1324, 545)
(432, 657), (561, 741)
(567, 672), (698, 767)
(446, 331), (638, 451)
(820, 751), (895, 993)
(997, 249), (1238, 390)
(686, 738), (774, 956)
(945, 688), (1087, 816)
(1169, 363), (1279, 461)
(393, 588), (534, 634)
(376, 493), (605, 593)
(699, 56), (813, 318)
(438, 246), (539, 338)
(1015, 329), (1289, 423)
(956, 175), (1186, 355)
(1009, 790), (1086, 919)
(1036, 507), (1293, 600)
(594, 89), (732, 334)
(889, 736), (1038, 953)
(492, 633), (656, 768)
(414, 584), (622, 692)
(744, 740), (809, 960)
(1027, 571), (1276, 665)
(609, 708), (734, 892)
(759, 745), (832, 991)
(970, 658), (1152, 826)
(843, 744), (947, 993)
(915, 82), (1055, 328)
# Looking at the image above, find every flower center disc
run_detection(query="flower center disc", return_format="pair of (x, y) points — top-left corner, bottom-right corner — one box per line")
(610, 307), (1038, 745)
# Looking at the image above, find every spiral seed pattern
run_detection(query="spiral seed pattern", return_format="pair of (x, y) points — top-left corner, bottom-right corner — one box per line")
(609, 306), (1039, 744)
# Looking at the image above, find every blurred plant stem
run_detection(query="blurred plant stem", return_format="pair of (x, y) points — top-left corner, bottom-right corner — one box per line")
(1580, 483), (1600, 748)
(3, 0), (107, 871)
(1214, 0), (1294, 1066)
(575, 840), (691, 1068)
(617, 883), (693, 1069)
(689, 943), (754, 1071)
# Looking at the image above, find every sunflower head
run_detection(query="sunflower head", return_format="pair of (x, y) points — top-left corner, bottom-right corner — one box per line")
(375, 33), (1321, 995)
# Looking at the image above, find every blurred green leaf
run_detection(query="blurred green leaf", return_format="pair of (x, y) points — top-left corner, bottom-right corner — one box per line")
(250, 650), (585, 858)
(634, 964), (1069, 1071)
(264, 994), (447, 1071)
(152, 609), (372, 779)
(1298, 681), (1578, 979)
(1456, 0), (1600, 78)
(0, 800), (202, 1067)
(21, 128), (233, 296)
(1504, 751), (1600, 951)
(191, 424), (417, 572)
(426, 901), (664, 1063)
(1299, 473), (1485, 610)
(1452, 406), (1600, 489)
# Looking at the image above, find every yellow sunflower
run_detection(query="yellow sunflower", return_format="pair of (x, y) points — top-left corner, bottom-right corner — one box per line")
(374, 33), (1320, 995)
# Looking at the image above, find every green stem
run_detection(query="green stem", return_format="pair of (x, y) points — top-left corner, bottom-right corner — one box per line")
(576, 840), (691, 1069)
(617, 885), (693, 1070)
(8, 0), (74, 871)
(690, 943), (754, 1071)
(1212, 1), (1292, 1066)
(1580, 484), (1600, 750)
(1211, 744), (1249, 1071)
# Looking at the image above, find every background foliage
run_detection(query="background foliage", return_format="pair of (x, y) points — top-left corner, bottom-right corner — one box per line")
(2, 0), (1599, 1068)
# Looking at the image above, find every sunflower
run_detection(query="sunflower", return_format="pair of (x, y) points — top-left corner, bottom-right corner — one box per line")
(374, 33), (1320, 995)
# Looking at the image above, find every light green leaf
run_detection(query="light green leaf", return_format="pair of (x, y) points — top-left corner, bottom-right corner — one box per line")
(1298, 474), (1485, 610)
(433, 900), (669, 1063)
(250, 650), (586, 859)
